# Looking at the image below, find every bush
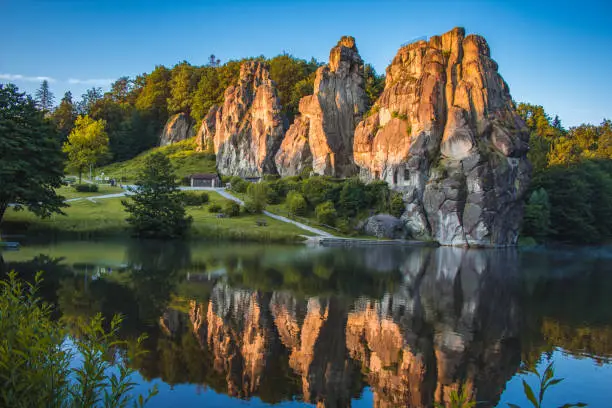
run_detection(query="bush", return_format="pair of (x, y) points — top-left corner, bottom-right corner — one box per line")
(73, 183), (99, 193)
(301, 176), (336, 207)
(287, 191), (307, 216)
(182, 191), (209, 206)
(246, 182), (269, 213)
(208, 203), (222, 213)
(223, 200), (241, 217)
(389, 192), (405, 218)
(0, 272), (158, 407)
(230, 177), (248, 193)
(338, 178), (368, 217)
(315, 201), (337, 226)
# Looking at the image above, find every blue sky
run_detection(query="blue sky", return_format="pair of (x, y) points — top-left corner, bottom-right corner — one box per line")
(2, 0), (611, 127)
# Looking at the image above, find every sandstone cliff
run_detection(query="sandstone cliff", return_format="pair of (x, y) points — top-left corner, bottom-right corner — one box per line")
(195, 104), (219, 152)
(159, 112), (194, 146)
(353, 27), (531, 246)
(275, 36), (368, 177)
(195, 61), (285, 177)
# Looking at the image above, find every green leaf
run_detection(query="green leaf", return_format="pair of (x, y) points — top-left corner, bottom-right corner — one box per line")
(523, 379), (539, 408)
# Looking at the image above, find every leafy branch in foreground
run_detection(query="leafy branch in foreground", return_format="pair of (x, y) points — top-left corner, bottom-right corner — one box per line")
(0, 271), (158, 407)
(508, 361), (586, 408)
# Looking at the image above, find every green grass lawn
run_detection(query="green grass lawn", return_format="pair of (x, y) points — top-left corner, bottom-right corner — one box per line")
(1, 192), (310, 243)
(98, 138), (217, 183)
(56, 184), (125, 199)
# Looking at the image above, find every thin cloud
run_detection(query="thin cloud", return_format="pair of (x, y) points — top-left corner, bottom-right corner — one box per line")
(0, 73), (56, 83)
(68, 78), (113, 86)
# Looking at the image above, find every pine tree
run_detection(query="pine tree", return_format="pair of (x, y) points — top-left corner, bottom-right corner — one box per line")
(35, 80), (55, 112)
(122, 152), (192, 238)
(52, 91), (76, 140)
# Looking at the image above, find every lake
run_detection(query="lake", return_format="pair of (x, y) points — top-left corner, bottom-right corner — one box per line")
(2, 240), (612, 407)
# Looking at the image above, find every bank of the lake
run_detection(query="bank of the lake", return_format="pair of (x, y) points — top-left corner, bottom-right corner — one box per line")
(1, 191), (312, 243)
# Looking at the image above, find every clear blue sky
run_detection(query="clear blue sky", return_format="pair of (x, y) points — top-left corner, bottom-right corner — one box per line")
(2, 0), (611, 127)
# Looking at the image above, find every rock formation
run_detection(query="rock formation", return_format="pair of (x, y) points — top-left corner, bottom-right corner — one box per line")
(275, 36), (368, 177)
(195, 104), (219, 152)
(196, 61), (285, 177)
(159, 112), (194, 146)
(353, 27), (531, 246)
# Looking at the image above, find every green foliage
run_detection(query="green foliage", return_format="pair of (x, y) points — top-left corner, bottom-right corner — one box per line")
(35, 79), (55, 112)
(339, 178), (368, 217)
(315, 201), (337, 226)
(230, 177), (249, 193)
(363, 64), (385, 109)
(531, 160), (612, 243)
(522, 188), (552, 242)
(122, 152), (192, 238)
(0, 84), (66, 223)
(222, 200), (240, 217)
(167, 61), (200, 115)
(63, 115), (110, 182)
(182, 191), (209, 206)
(269, 54), (319, 121)
(52, 91), (77, 141)
(301, 176), (339, 207)
(389, 192), (405, 218)
(0, 271), (158, 408)
(208, 203), (222, 213)
(73, 183), (99, 193)
(287, 191), (307, 216)
(433, 386), (475, 408)
(509, 362), (586, 408)
(245, 183), (269, 214)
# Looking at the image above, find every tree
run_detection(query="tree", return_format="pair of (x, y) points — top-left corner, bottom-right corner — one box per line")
(244, 182), (269, 213)
(364, 64), (385, 108)
(35, 79), (55, 112)
(122, 152), (192, 238)
(315, 201), (337, 226)
(51, 91), (76, 141)
(287, 191), (307, 216)
(63, 115), (109, 182)
(77, 87), (103, 115)
(208, 54), (221, 67)
(0, 84), (65, 223)
(522, 188), (552, 242)
(167, 62), (199, 115)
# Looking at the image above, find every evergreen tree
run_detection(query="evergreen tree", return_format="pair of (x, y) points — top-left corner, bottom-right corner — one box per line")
(77, 87), (103, 115)
(122, 152), (192, 238)
(0, 84), (65, 223)
(35, 80), (55, 112)
(51, 91), (76, 141)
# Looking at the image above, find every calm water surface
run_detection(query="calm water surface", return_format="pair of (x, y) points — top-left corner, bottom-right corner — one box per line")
(2, 240), (612, 407)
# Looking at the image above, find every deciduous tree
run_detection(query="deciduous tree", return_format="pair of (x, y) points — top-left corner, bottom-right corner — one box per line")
(63, 115), (109, 182)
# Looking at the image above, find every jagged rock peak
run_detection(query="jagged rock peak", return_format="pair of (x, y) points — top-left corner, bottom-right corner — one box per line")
(159, 112), (194, 146)
(275, 36), (368, 177)
(353, 27), (531, 247)
(200, 60), (285, 177)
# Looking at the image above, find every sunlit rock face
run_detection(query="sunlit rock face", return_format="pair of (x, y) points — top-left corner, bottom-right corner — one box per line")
(160, 112), (194, 146)
(353, 27), (531, 246)
(275, 36), (368, 177)
(199, 61), (285, 177)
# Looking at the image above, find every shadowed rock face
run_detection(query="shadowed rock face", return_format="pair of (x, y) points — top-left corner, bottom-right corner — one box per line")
(353, 27), (531, 246)
(160, 112), (194, 146)
(195, 104), (219, 152)
(275, 36), (368, 177)
(200, 61), (285, 177)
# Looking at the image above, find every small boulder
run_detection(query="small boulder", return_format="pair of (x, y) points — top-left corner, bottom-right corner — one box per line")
(361, 214), (406, 239)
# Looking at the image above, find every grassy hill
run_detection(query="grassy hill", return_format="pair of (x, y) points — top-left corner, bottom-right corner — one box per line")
(99, 138), (217, 183)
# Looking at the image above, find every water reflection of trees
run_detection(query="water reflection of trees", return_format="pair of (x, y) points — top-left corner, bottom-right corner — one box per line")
(4, 244), (612, 407)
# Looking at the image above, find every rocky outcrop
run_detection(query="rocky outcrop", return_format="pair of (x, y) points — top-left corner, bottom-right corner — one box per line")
(359, 214), (406, 239)
(195, 104), (219, 152)
(159, 112), (194, 146)
(275, 36), (368, 177)
(198, 61), (285, 177)
(353, 27), (531, 246)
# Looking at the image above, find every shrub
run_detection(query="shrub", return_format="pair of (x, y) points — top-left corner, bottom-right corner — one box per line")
(0, 272), (158, 407)
(287, 191), (307, 216)
(230, 178), (248, 193)
(315, 201), (337, 226)
(208, 203), (222, 213)
(301, 176), (336, 207)
(389, 192), (405, 218)
(223, 200), (241, 217)
(74, 183), (99, 193)
(246, 182), (269, 213)
(182, 191), (210, 206)
(338, 178), (368, 217)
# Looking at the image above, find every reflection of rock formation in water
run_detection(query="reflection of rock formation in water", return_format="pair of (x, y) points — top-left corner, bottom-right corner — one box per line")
(154, 247), (521, 407)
